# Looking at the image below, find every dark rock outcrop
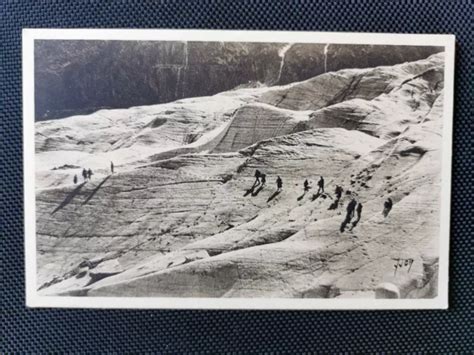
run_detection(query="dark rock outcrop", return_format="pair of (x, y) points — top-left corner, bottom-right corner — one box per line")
(35, 40), (442, 120)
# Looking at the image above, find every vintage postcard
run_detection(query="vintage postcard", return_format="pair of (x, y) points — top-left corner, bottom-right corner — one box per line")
(23, 29), (454, 309)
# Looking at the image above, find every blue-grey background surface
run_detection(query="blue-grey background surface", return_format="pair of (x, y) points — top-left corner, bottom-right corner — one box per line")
(1, 0), (472, 352)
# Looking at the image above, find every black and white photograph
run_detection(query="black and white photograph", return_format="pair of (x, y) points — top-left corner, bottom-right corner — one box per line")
(23, 30), (454, 309)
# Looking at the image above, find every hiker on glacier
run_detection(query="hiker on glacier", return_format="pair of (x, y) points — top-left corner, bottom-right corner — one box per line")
(317, 176), (325, 194)
(276, 176), (283, 192)
(347, 198), (357, 221)
(328, 185), (343, 210)
(110, 161), (114, 174)
(355, 202), (363, 222)
(253, 169), (262, 187)
(261, 173), (266, 186)
(87, 168), (93, 180)
(350, 202), (363, 230)
(340, 198), (357, 232)
(335, 185), (343, 201)
(304, 179), (310, 192)
(383, 198), (393, 217)
(82, 168), (88, 181)
(73, 174), (78, 185)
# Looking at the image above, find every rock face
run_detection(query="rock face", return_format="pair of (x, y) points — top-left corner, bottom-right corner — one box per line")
(35, 40), (442, 120)
(36, 53), (444, 299)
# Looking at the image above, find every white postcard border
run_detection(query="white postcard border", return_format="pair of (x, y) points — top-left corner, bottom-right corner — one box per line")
(23, 29), (455, 310)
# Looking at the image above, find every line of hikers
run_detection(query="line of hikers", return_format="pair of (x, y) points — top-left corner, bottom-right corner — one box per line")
(340, 197), (362, 232)
(72, 161), (115, 185)
(251, 169), (394, 233)
(73, 168), (93, 184)
(339, 196), (392, 232)
(303, 176), (325, 194)
(254, 170), (325, 194)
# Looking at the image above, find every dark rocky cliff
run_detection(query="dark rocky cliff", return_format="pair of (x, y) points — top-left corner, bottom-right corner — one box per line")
(34, 40), (442, 120)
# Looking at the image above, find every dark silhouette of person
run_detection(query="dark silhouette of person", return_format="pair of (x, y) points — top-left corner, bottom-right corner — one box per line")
(317, 176), (325, 194)
(340, 198), (357, 232)
(245, 170), (263, 196)
(267, 176), (282, 202)
(254, 169), (261, 187)
(87, 168), (93, 180)
(347, 198), (357, 220)
(111, 161), (114, 174)
(82, 168), (88, 181)
(276, 176), (283, 191)
(356, 202), (363, 220)
(329, 185), (343, 210)
(350, 202), (363, 230)
(304, 179), (310, 192)
(383, 198), (393, 217)
(251, 173), (266, 196)
(73, 174), (78, 184)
